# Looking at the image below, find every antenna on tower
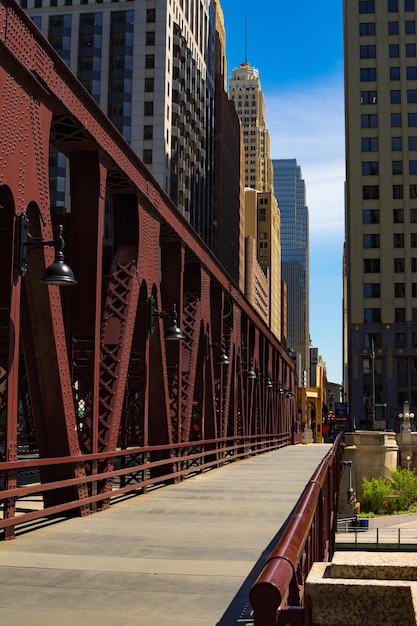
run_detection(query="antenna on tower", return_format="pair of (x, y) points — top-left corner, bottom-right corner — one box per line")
(244, 15), (248, 63)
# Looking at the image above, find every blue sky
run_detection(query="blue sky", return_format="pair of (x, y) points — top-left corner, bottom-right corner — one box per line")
(220, 0), (345, 384)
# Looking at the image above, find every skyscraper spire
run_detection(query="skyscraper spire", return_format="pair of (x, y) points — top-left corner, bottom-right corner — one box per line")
(244, 15), (248, 64)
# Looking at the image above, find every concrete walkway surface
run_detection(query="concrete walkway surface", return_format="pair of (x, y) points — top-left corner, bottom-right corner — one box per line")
(0, 444), (332, 626)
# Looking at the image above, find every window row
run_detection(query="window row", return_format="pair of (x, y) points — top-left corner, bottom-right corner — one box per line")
(361, 89), (417, 104)
(363, 308), (417, 322)
(363, 233), (417, 247)
(361, 43), (417, 58)
(363, 161), (417, 175)
(361, 67), (417, 81)
(360, 20), (416, 35)
(363, 185), (417, 199)
(364, 257), (417, 272)
(362, 113), (417, 128)
(363, 136), (417, 151)
(359, 0), (415, 12)
(364, 333), (417, 349)
(364, 282), (417, 297)
(363, 208), (417, 223)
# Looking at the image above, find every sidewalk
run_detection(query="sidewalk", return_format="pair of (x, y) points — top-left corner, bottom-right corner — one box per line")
(0, 444), (331, 626)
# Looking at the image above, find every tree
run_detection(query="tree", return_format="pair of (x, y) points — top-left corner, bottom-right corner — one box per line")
(361, 476), (392, 514)
(390, 468), (417, 512)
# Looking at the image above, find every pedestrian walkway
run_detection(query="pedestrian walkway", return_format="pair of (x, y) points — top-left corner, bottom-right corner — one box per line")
(0, 444), (331, 626)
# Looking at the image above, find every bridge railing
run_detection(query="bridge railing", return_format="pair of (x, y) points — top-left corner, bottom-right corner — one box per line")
(0, 432), (290, 540)
(249, 433), (344, 626)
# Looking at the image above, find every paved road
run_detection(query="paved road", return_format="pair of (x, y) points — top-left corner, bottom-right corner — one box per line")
(0, 444), (331, 626)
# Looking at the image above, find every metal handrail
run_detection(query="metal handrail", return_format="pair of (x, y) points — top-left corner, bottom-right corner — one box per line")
(249, 433), (344, 626)
(0, 432), (290, 540)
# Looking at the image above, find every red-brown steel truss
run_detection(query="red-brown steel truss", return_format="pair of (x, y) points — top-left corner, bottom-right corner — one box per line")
(0, 0), (300, 538)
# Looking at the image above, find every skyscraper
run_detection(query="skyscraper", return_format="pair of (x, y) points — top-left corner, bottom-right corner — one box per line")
(344, 0), (417, 429)
(24, 0), (218, 247)
(273, 159), (309, 384)
(228, 62), (281, 339)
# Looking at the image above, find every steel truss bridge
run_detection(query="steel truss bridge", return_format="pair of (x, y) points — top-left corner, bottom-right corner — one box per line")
(0, 5), (345, 623)
(0, 0), (302, 541)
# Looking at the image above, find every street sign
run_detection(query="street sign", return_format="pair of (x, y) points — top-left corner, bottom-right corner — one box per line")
(335, 402), (348, 418)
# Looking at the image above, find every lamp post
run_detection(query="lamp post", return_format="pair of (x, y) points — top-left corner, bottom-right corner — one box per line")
(399, 400), (414, 433)
(370, 338), (376, 430)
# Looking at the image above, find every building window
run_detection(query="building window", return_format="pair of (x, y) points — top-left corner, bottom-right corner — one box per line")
(389, 21), (399, 35)
(363, 234), (380, 248)
(363, 161), (379, 175)
(364, 308), (381, 322)
(410, 161), (417, 174)
(411, 209), (417, 222)
(364, 258), (380, 272)
(361, 45), (376, 58)
(361, 90), (377, 104)
(389, 44), (400, 57)
(388, 0), (398, 10)
(365, 333), (381, 348)
(363, 209), (379, 223)
(407, 43), (417, 57)
(360, 22), (376, 35)
(395, 283), (406, 297)
(394, 257), (405, 272)
(391, 113), (402, 127)
(361, 67), (377, 81)
(363, 185), (379, 199)
(406, 0), (415, 10)
(363, 137), (378, 151)
(362, 114), (378, 128)
(145, 54), (154, 69)
(393, 160), (403, 174)
(411, 185), (417, 198)
(391, 66), (401, 80)
(143, 149), (152, 164)
(259, 209), (266, 222)
(410, 112), (417, 127)
(412, 258), (417, 271)
(409, 137), (417, 150)
(407, 67), (417, 79)
(144, 78), (154, 92)
(406, 21), (416, 34)
(411, 233), (417, 247)
(393, 184), (404, 199)
(395, 308), (406, 322)
(392, 137), (402, 151)
(144, 101), (153, 116)
(146, 9), (155, 22)
(146, 31), (155, 45)
(359, 0), (375, 12)
(395, 333), (407, 348)
(394, 233), (405, 247)
(394, 209), (404, 223)
(391, 90), (401, 104)
(413, 283), (417, 297)
(364, 283), (381, 297)
(143, 125), (153, 140)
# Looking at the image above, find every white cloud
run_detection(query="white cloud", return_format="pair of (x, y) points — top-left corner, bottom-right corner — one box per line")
(265, 76), (346, 241)
(263, 75), (346, 383)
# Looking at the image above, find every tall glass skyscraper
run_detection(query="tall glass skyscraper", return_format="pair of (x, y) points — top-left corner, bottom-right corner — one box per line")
(273, 159), (309, 384)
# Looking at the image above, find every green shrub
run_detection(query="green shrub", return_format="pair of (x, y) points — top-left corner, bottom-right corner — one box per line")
(361, 476), (392, 514)
(390, 468), (417, 512)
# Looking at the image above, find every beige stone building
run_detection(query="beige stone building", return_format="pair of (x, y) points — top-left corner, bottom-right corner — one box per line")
(344, 0), (417, 430)
(228, 63), (282, 340)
